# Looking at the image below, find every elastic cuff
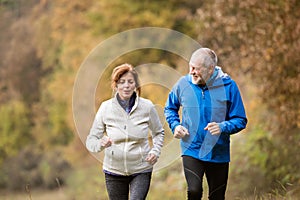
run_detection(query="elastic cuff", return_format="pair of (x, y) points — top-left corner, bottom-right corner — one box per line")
(218, 122), (225, 134)
(171, 122), (181, 133)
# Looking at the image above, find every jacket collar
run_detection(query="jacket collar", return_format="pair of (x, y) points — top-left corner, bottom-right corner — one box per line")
(113, 92), (139, 114)
(187, 66), (231, 88)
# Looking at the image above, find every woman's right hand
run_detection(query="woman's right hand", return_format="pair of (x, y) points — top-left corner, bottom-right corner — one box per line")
(100, 135), (113, 148)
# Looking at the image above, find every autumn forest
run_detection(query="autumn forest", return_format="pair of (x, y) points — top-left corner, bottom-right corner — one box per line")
(0, 0), (299, 199)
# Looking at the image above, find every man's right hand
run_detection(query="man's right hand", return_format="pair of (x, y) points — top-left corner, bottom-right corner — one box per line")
(174, 125), (189, 139)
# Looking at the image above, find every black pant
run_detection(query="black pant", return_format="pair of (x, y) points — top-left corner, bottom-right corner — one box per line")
(105, 172), (152, 200)
(182, 156), (229, 200)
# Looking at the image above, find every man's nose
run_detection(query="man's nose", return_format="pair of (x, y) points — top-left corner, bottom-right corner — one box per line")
(190, 68), (195, 75)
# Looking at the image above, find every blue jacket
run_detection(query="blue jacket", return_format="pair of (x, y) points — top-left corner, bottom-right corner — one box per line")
(164, 67), (247, 163)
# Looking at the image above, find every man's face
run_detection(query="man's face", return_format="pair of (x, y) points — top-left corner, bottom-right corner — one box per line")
(189, 64), (214, 85)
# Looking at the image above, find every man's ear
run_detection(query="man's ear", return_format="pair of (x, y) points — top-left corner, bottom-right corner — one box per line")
(209, 65), (215, 74)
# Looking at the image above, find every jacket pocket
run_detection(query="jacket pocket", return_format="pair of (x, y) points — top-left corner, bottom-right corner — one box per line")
(104, 147), (114, 169)
(204, 104), (227, 123)
(105, 145), (124, 171)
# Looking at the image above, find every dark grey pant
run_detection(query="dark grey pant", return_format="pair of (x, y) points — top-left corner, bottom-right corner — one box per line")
(104, 172), (152, 200)
(183, 156), (229, 200)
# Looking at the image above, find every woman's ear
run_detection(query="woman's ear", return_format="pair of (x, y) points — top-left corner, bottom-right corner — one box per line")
(112, 86), (117, 93)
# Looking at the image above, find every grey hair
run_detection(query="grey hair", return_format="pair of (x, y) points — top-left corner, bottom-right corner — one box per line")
(189, 48), (218, 68)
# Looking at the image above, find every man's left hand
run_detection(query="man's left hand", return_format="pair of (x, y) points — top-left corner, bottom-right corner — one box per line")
(204, 122), (221, 135)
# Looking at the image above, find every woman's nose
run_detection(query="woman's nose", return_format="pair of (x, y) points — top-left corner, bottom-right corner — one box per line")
(124, 81), (130, 87)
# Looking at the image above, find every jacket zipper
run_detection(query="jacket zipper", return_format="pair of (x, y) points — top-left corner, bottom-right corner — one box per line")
(124, 115), (129, 175)
(110, 150), (114, 167)
(139, 146), (143, 163)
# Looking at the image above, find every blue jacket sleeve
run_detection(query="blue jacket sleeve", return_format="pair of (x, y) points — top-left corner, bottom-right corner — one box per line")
(164, 89), (181, 133)
(219, 81), (247, 134)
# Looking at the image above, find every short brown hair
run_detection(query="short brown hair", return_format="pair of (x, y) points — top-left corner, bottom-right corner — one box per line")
(111, 63), (141, 95)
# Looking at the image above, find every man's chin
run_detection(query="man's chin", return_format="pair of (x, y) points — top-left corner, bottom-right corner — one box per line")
(191, 80), (197, 84)
(192, 79), (205, 85)
(191, 78), (200, 85)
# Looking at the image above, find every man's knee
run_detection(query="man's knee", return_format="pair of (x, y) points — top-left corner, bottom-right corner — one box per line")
(188, 186), (203, 199)
(208, 183), (226, 200)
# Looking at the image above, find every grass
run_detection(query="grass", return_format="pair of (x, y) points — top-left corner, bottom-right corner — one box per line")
(1, 157), (299, 200)
(0, 188), (67, 200)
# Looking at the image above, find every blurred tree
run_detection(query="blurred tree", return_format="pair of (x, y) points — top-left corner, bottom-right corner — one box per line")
(0, 0), (42, 105)
(0, 0), (299, 196)
(192, 0), (299, 132)
(30, 0), (202, 152)
(0, 147), (71, 190)
(0, 100), (31, 165)
(190, 0), (300, 194)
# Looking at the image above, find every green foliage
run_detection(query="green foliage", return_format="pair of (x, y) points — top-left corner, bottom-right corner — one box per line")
(32, 99), (73, 148)
(0, 101), (31, 165)
(0, 147), (71, 190)
(65, 165), (107, 199)
(0, 0), (20, 11)
(87, 0), (172, 36)
(246, 127), (269, 170)
(38, 150), (71, 189)
(230, 127), (300, 197)
(48, 101), (73, 146)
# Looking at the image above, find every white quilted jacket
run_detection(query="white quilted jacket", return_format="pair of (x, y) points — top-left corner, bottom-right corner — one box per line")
(86, 94), (164, 175)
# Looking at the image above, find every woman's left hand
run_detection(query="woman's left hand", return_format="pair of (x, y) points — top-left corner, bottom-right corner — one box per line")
(145, 153), (158, 165)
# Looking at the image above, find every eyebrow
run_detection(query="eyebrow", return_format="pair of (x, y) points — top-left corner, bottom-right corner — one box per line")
(119, 78), (134, 80)
(118, 78), (134, 82)
(189, 63), (203, 69)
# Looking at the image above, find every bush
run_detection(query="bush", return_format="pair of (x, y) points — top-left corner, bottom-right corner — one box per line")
(38, 149), (70, 189)
(1, 146), (71, 190)
(0, 100), (31, 165)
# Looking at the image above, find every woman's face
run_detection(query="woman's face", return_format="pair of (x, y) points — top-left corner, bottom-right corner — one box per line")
(116, 72), (136, 100)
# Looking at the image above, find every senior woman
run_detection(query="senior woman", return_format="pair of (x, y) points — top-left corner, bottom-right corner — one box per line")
(86, 63), (164, 200)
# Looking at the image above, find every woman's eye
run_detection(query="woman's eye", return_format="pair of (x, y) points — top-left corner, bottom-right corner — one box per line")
(118, 79), (134, 85)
